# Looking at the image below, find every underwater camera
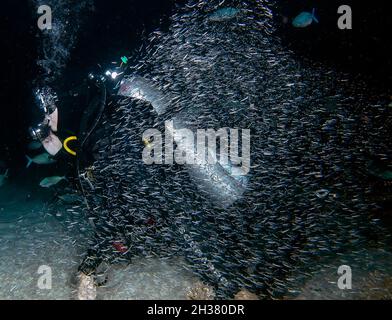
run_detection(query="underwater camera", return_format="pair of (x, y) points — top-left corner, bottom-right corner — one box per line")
(29, 121), (51, 142)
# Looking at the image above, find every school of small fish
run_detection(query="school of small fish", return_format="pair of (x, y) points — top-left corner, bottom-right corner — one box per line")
(73, 0), (392, 299)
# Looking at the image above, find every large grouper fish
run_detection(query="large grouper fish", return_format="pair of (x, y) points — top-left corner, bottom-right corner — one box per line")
(77, 0), (392, 298)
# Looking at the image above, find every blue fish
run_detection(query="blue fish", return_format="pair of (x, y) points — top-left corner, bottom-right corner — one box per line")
(208, 7), (241, 22)
(292, 8), (319, 28)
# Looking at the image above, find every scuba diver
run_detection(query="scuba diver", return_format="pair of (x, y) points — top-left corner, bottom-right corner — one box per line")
(29, 53), (251, 299)
(28, 0), (265, 301)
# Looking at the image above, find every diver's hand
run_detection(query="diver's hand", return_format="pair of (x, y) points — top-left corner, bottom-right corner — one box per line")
(42, 131), (62, 156)
(77, 272), (97, 300)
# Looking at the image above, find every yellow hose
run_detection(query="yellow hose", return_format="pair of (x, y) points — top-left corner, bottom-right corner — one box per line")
(63, 136), (78, 156)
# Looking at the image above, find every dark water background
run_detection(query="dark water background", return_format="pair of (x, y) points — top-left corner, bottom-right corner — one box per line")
(0, 0), (391, 167)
